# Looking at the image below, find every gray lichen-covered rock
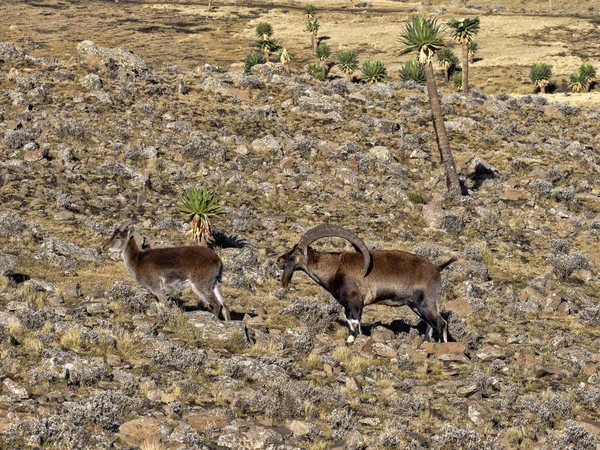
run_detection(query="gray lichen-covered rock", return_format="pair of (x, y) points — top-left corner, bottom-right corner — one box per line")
(0, 41), (26, 60)
(0, 253), (17, 274)
(281, 298), (342, 332)
(79, 74), (103, 91)
(217, 425), (290, 450)
(76, 40), (151, 80)
(36, 237), (100, 267)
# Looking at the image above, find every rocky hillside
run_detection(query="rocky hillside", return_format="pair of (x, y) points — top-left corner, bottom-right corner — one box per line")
(0, 40), (600, 450)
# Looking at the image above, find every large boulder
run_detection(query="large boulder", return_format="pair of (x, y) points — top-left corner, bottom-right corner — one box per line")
(76, 40), (151, 80)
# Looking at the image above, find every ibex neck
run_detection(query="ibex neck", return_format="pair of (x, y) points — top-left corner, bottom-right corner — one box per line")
(304, 251), (338, 292)
(122, 237), (141, 277)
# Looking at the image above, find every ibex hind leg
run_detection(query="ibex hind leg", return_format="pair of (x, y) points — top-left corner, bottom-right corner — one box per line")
(214, 282), (230, 321)
(190, 284), (215, 313)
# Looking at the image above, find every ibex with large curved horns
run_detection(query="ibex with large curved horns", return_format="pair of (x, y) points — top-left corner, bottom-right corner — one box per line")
(278, 224), (455, 343)
(102, 221), (230, 320)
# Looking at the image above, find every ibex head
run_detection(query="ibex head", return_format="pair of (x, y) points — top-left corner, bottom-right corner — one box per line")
(277, 224), (372, 289)
(101, 221), (136, 253)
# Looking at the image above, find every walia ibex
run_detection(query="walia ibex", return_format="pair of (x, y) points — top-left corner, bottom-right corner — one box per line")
(102, 221), (230, 320)
(278, 224), (455, 343)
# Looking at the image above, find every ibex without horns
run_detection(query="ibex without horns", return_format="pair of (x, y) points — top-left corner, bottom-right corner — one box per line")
(278, 224), (455, 343)
(102, 221), (230, 321)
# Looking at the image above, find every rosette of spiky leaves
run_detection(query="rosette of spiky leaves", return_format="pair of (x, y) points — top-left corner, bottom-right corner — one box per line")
(244, 51), (266, 75)
(399, 16), (445, 64)
(467, 41), (478, 62)
(530, 62), (552, 93)
(307, 62), (324, 81)
(316, 43), (331, 80)
(255, 38), (279, 61)
(278, 48), (295, 73)
(399, 58), (426, 85)
(304, 3), (316, 19)
(447, 17), (479, 94)
(453, 72), (462, 91)
(437, 48), (459, 82)
(336, 49), (359, 82)
(306, 18), (320, 52)
(447, 17), (480, 45)
(569, 71), (587, 93)
(256, 22), (273, 40)
(579, 63), (596, 90)
(361, 60), (388, 83)
(255, 23), (277, 60)
(178, 187), (224, 244)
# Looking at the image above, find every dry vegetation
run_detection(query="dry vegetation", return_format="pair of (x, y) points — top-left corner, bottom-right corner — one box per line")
(0, 0), (600, 449)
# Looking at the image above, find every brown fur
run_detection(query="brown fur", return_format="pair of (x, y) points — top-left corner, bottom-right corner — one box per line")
(279, 245), (455, 342)
(103, 227), (230, 320)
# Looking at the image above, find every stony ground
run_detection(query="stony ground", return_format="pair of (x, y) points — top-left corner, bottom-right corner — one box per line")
(0, 33), (600, 450)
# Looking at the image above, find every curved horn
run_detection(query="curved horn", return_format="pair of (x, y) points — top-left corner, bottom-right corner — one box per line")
(118, 220), (137, 231)
(297, 224), (372, 276)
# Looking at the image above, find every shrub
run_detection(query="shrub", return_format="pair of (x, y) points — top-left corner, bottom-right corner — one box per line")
(244, 51), (266, 75)
(177, 186), (224, 243)
(453, 72), (463, 91)
(579, 305), (600, 327)
(336, 49), (359, 81)
(569, 70), (587, 93)
(550, 252), (589, 278)
(399, 58), (425, 85)
(530, 62), (552, 93)
(361, 60), (388, 83)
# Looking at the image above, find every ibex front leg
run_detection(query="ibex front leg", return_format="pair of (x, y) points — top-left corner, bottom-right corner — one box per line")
(344, 294), (363, 344)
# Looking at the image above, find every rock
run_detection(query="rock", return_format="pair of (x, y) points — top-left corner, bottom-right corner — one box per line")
(370, 326), (394, 343)
(533, 364), (564, 379)
(476, 345), (506, 362)
(457, 383), (479, 397)
(468, 401), (494, 426)
(0, 253), (17, 274)
(575, 420), (600, 442)
(448, 262), (489, 283)
(188, 412), (228, 431)
(117, 417), (161, 447)
(281, 298), (342, 333)
(80, 74), (103, 90)
(445, 300), (473, 316)
(86, 302), (110, 315)
(2, 378), (28, 399)
(36, 237), (100, 268)
(146, 390), (163, 402)
(0, 41), (26, 60)
(76, 40), (151, 80)
(420, 342), (466, 358)
(345, 376), (362, 392)
(422, 199), (444, 228)
(286, 420), (310, 436)
(372, 343), (398, 358)
(217, 426), (285, 449)
(445, 117), (477, 132)
(251, 134), (282, 155)
(368, 146), (396, 164)
(23, 147), (48, 162)
(0, 412), (10, 434)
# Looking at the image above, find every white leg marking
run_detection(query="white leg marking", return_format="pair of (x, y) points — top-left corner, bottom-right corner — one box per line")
(347, 319), (360, 332)
(346, 335), (356, 344)
(213, 283), (225, 306)
(425, 324), (433, 341)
